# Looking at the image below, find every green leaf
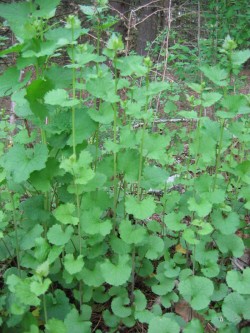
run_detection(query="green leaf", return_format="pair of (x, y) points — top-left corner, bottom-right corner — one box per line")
(148, 316), (180, 333)
(46, 318), (67, 333)
(212, 211), (240, 235)
(231, 49), (250, 66)
(47, 224), (74, 246)
(81, 208), (112, 236)
(178, 276), (214, 310)
(119, 219), (147, 245)
(182, 229), (199, 245)
(111, 295), (131, 318)
(214, 232), (245, 258)
(0, 67), (22, 97)
(116, 55), (147, 76)
(100, 255), (132, 286)
(78, 262), (105, 287)
(133, 290), (147, 311)
(222, 292), (250, 324)
(45, 89), (79, 107)
(183, 318), (204, 333)
(145, 235), (164, 260)
(226, 268), (250, 295)
(64, 254), (84, 275)
(46, 290), (71, 321)
(86, 74), (118, 103)
(20, 224), (44, 250)
(2, 144), (48, 183)
(30, 278), (51, 296)
(88, 102), (113, 124)
(53, 203), (79, 226)
(200, 65), (228, 86)
(202, 92), (222, 107)
(125, 196), (156, 220)
(64, 308), (91, 333)
(188, 196), (212, 217)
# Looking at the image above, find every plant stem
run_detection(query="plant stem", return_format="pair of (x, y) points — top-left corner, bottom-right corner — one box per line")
(10, 192), (21, 276)
(43, 294), (48, 325)
(213, 120), (225, 190)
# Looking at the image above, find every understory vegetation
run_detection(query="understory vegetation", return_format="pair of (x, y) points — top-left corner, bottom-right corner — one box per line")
(0, 0), (249, 332)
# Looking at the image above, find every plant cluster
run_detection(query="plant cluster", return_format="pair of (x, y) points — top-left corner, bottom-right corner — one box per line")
(0, 1), (249, 332)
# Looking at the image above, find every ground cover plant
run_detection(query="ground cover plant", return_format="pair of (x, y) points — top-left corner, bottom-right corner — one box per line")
(0, 0), (250, 332)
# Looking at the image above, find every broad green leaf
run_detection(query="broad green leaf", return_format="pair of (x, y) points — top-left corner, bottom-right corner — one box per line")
(117, 149), (140, 182)
(133, 290), (147, 311)
(2, 144), (48, 183)
(222, 292), (250, 324)
(148, 316), (180, 333)
(47, 224), (74, 246)
(178, 276), (214, 310)
(182, 229), (199, 245)
(231, 49), (250, 66)
(226, 268), (250, 295)
(0, 67), (22, 97)
(164, 212), (186, 232)
(111, 296), (131, 318)
(78, 262), (105, 287)
(64, 308), (91, 333)
(14, 278), (40, 306)
(25, 78), (54, 120)
(188, 196), (212, 217)
(64, 254), (84, 275)
(30, 278), (51, 296)
(183, 318), (204, 333)
(202, 92), (222, 107)
(141, 166), (169, 190)
(45, 89), (79, 107)
(20, 224), (44, 250)
(145, 235), (164, 260)
(81, 208), (112, 236)
(53, 203), (79, 226)
(46, 290), (71, 321)
(200, 65), (228, 86)
(116, 55), (147, 76)
(46, 318), (67, 333)
(125, 196), (156, 220)
(212, 211), (240, 235)
(100, 254), (131, 286)
(214, 232), (245, 258)
(119, 219), (146, 245)
(86, 74), (119, 103)
(88, 103), (113, 124)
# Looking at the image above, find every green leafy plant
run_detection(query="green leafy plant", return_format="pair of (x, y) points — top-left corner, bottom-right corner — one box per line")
(0, 1), (249, 332)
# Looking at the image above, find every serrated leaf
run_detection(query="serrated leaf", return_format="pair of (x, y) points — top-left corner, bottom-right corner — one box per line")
(222, 292), (250, 324)
(53, 203), (79, 226)
(46, 318), (67, 333)
(188, 196), (212, 217)
(148, 316), (180, 333)
(45, 89), (79, 107)
(145, 235), (164, 260)
(64, 254), (84, 275)
(47, 224), (74, 246)
(125, 196), (156, 220)
(214, 232), (245, 258)
(119, 219), (146, 245)
(100, 255), (131, 286)
(226, 268), (250, 295)
(200, 65), (228, 86)
(30, 278), (51, 296)
(231, 49), (250, 66)
(116, 55), (147, 76)
(88, 102), (113, 124)
(64, 308), (91, 333)
(81, 208), (112, 236)
(111, 296), (131, 318)
(178, 276), (214, 310)
(2, 144), (48, 183)
(202, 92), (222, 107)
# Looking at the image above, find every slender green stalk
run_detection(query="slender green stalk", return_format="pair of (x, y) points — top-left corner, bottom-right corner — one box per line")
(10, 192), (21, 277)
(43, 294), (48, 325)
(213, 120), (225, 190)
